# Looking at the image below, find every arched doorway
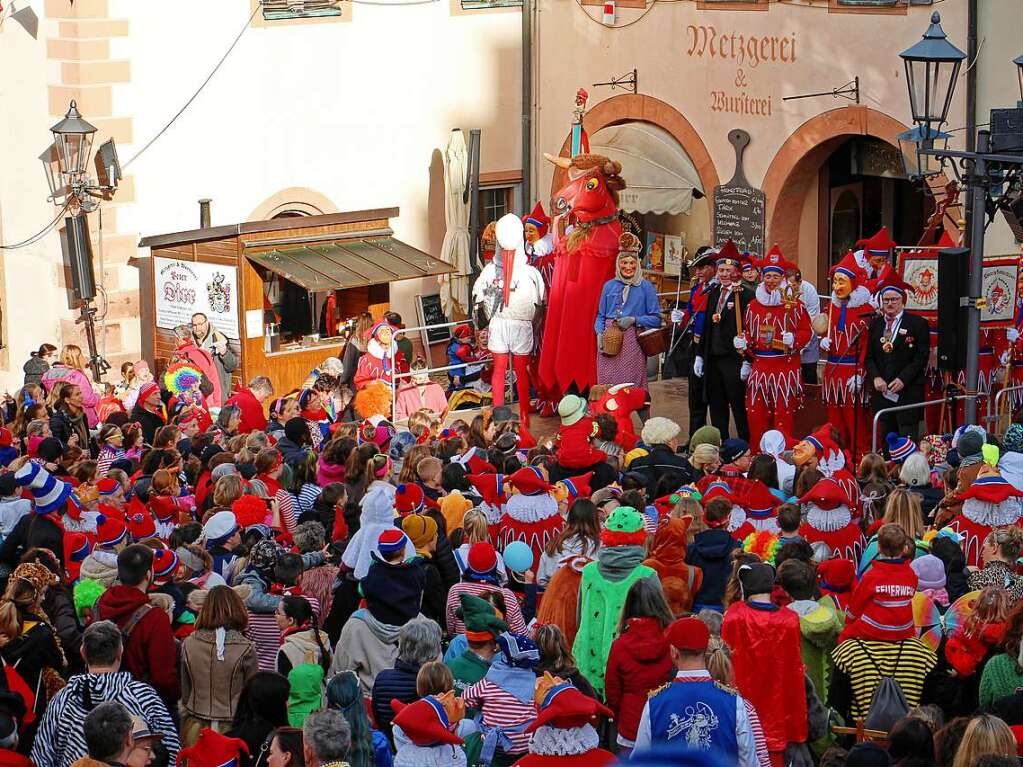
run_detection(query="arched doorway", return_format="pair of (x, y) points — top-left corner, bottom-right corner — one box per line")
(762, 106), (957, 289)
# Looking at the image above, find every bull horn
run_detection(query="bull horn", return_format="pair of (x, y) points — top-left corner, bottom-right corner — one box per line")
(543, 152), (572, 169)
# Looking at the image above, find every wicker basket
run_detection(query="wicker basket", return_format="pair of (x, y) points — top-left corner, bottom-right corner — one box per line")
(602, 323), (624, 357)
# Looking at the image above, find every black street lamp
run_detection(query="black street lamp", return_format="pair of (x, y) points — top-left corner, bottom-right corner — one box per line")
(50, 99), (97, 187)
(899, 12), (1023, 427)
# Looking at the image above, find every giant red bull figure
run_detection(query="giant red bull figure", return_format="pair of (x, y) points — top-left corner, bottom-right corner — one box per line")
(538, 153), (625, 400)
(819, 251), (875, 458)
(739, 246), (812, 448)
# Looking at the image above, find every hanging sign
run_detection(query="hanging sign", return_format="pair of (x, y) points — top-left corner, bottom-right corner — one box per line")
(713, 129), (766, 258)
(154, 257), (240, 340)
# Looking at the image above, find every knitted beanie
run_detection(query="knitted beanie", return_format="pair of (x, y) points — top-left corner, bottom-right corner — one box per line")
(600, 506), (647, 547)
(401, 513), (438, 553)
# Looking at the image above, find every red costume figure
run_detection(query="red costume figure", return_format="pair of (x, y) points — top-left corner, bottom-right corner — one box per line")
(538, 153), (625, 400)
(1008, 270), (1023, 411)
(589, 383), (649, 452)
(523, 201), (555, 277)
(173, 336), (223, 408)
(855, 227), (898, 295)
(555, 395), (607, 470)
(473, 214), (546, 428)
(354, 321), (405, 390)
(498, 467), (563, 567)
(819, 251), (875, 458)
(731, 480), (781, 541)
(740, 247), (812, 448)
(792, 424), (860, 517)
(797, 477), (864, 562)
(944, 468), (1023, 568)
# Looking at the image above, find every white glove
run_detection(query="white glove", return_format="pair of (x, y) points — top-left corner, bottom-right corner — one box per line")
(733, 336), (748, 351)
(740, 361), (752, 381)
(846, 373), (863, 393)
(1009, 328), (1020, 343)
(670, 309), (684, 324)
(1001, 351), (1010, 365)
(819, 337), (831, 352)
(782, 331), (795, 348)
(694, 356), (704, 378)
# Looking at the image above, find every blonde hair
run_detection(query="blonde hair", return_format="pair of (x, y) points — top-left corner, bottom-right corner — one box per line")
(26, 419), (48, 438)
(690, 444), (720, 472)
(151, 468), (179, 497)
(882, 488), (924, 540)
(408, 410), (439, 436)
(675, 497), (705, 543)
(212, 475), (244, 508)
(399, 445), (432, 484)
(0, 578), (43, 647)
(952, 714), (1017, 767)
(705, 636), (734, 686)
(416, 456), (443, 483)
(59, 344), (86, 372)
(461, 508), (490, 545)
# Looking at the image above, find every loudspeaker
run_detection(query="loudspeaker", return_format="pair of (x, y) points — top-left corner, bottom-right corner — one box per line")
(937, 247), (970, 372)
(65, 215), (96, 302)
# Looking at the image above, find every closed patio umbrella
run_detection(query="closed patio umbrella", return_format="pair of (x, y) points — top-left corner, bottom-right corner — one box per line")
(439, 129), (471, 318)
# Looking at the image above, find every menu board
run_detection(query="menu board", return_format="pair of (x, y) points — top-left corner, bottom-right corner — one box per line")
(713, 128), (766, 258)
(415, 293), (451, 346)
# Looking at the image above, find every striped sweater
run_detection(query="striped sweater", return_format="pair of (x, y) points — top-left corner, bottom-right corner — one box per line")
(830, 638), (937, 720)
(444, 582), (527, 636)
(461, 678), (534, 755)
(31, 671), (179, 767)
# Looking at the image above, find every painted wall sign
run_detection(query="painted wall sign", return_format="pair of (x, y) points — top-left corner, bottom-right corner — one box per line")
(713, 129), (766, 257)
(154, 257), (240, 340)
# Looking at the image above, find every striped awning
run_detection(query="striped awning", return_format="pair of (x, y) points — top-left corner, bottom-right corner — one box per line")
(246, 237), (454, 292)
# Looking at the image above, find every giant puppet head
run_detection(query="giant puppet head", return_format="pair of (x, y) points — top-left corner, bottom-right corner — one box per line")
(830, 251), (866, 300)
(544, 153), (625, 226)
(856, 227), (897, 274)
(793, 424), (840, 469)
(523, 202), (550, 244)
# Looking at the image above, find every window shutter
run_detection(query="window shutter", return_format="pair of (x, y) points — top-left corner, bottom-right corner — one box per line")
(262, 0), (343, 20)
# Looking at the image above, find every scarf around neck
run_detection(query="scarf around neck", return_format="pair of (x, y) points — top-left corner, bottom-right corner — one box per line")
(616, 261), (643, 306)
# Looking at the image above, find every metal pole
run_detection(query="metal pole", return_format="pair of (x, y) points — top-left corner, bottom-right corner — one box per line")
(963, 130), (990, 425)
(520, 0), (532, 214)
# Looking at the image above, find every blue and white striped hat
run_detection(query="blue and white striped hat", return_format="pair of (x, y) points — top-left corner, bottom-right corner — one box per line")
(14, 462), (72, 514)
(886, 432), (918, 464)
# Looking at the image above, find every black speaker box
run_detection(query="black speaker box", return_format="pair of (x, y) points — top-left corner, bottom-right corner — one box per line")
(936, 247), (970, 372)
(65, 215), (96, 302)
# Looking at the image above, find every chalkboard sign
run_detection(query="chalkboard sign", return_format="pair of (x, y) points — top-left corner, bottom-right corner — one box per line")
(713, 129), (766, 258)
(415, 293), (451, 347)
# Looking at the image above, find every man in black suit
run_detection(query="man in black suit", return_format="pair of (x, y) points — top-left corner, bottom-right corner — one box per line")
(694, 242), (754, 441)
(865, 278), (931, 441)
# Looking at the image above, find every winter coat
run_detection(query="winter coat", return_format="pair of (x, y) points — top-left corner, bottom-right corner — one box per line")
(329, 611), (400, 698)
(96, 585), (180, 704)
(786, 598), (844, 703)
(0, 615), (64, 718)
(371, 658), (422, 739)
(50, 407), (89, 452)
(604, 617), (673, 742)
(180, 628), (259, 725)
(840, 558), (918, 643)
(0, 513), (65, 567)
(536, 535), (598, 588)
(31, 671), (179, 767)
(416, 556), (446, 628)
(43, 586), (82, 675)
(41, 365), (99, 427)
(361, 557), (426, 627)
(129, 404), (165, 447)
(225, 388), (268, 434)
(630, 444), (694, 496)
(686, 529), (741, 609)
(276, 437), (313, 469)
(643, 518), (702, 616)
(277, 627), (331, 676)
(945, 621), (1008, 678)
(23, 357), (49, 387)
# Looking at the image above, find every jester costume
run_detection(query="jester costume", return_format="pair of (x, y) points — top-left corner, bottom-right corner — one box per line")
(497, 467), (563, 569)
(944, 469), (1023, 568)
(742, 249), (811, 449)
(797, 476), (864, 563)
(821, 252), (875, 458)
(1008, 293), (1023, 410)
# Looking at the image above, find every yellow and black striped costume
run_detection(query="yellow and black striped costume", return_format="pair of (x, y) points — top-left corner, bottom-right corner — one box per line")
(830, 638), (938, 720)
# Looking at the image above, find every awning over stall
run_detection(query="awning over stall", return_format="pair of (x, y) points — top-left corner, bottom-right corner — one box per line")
(590, 122), (704, 216)
(246, 236), (455, 292)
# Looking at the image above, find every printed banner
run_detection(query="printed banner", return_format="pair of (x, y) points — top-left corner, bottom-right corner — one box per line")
(154, 257), (239, 340)
(898, 251), (1018, 328)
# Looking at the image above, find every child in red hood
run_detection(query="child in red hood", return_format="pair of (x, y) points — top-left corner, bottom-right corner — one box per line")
(603, 578), (674, 750)
(945, 586), (1010, 678)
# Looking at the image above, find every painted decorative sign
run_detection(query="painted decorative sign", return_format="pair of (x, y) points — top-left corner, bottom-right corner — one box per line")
(713, 129), (766, 258)
(897, 250), (1018, 327)
(154, 257), (240, 340)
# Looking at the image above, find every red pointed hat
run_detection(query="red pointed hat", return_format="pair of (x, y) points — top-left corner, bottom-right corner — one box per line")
(873, 274), (915, 300)
(454, 447), (497, 475)
(508, 466), (552, 496)
(715, 239), (741, 268)
(803, 424), (840, 458)
(957, 468), (1023, 504)
(700, 481), (735, 508)
(523, 201), (550, 238)
(525, 682), (613, 733)
(760, 245), (797, 275)
(798, 477), (850, 510)
(176, 728), (249, 767)
(394, 483), (426, 515)
(817, 557), (857, 591)
(856, 226), (897, 255)
(558, 472), (593, 501)
(831, 251), (868, 286)
(390, 696), (463, 746)
(126, 510), (156, 542)
(468, 473), (506, 506)
(742, 481), (780, 520)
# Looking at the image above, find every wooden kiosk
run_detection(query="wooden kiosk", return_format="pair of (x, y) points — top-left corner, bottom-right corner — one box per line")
(136, 208), (454, 394)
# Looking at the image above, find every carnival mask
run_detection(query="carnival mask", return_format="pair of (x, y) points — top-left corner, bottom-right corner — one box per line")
(437, 690), (464, 727)
(763, 272), (782, 292)
(792, 439), (817, 467)
(524, 222), (540, 244)
(377, 326), (394, 348)
(832, 272), (853, 300)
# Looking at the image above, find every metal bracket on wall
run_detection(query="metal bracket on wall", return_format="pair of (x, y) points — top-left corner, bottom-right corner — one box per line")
(593, 69), (638, 94)
(782, 76), (860, 104)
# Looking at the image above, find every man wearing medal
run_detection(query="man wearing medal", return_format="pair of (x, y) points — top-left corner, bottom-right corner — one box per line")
(865, 275), (930, 441)
(693, 240), (755, 441)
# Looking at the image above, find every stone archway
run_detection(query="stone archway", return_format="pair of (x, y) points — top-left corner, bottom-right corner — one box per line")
(762, 105), (957, 278)
(547, 93), (720, 201)
(247, 187), (339, 222)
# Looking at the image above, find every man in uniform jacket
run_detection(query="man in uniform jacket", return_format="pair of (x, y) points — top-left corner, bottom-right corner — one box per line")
(694, 241), (754, 441)
(668, 247), (717, 436)
(865, 276), (930, 441)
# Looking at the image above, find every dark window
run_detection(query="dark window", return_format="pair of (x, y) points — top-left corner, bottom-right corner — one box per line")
(478, 186), (517, 232)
